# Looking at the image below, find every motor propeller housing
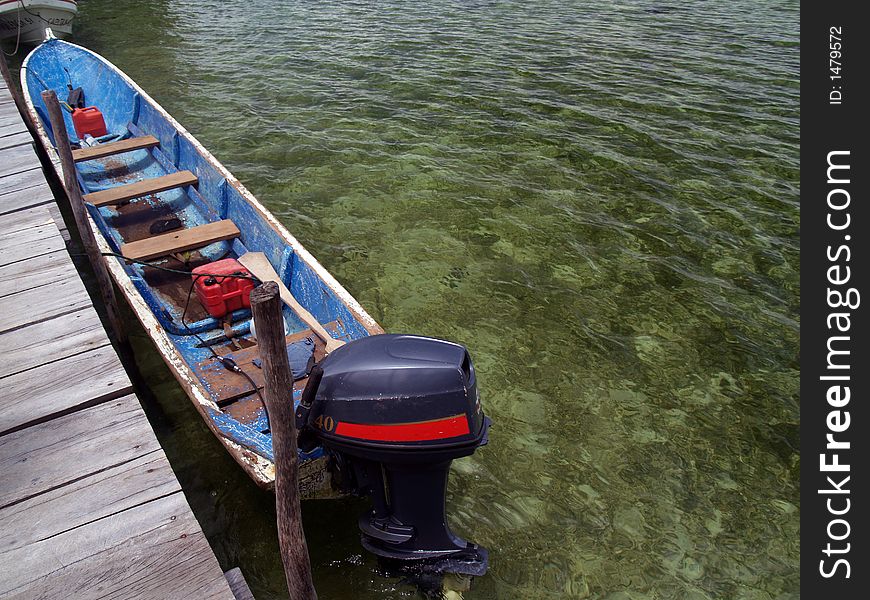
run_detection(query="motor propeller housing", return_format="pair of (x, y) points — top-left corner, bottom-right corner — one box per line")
(297, 334), (491, 573)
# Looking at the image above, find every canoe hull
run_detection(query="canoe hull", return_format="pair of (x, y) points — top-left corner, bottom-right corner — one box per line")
(21, 39), (383, 494)
(0, 1), (76, 44)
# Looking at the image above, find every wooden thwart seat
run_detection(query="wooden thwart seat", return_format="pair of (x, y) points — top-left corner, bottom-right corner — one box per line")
(71, 135), (160, 163)
(121, 219), (240, 261)
(83, 170), (198, 208)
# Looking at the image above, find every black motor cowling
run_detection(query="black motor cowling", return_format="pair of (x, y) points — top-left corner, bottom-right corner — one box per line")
(297, 334), (491, 574)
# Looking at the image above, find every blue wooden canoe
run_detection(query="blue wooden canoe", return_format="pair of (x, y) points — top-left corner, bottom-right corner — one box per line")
(21, 37), (383, 494)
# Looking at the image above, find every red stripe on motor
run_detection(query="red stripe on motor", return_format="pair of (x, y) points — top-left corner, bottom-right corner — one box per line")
(334, 414), (470, 442)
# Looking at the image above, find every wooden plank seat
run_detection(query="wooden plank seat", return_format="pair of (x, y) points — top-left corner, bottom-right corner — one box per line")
(121, 219), (240, 261)
(71, 135), (160, 163)
(83, 170), (198, 208)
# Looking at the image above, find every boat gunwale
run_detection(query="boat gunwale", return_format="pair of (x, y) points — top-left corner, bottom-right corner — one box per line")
(21, 38), (384, 489)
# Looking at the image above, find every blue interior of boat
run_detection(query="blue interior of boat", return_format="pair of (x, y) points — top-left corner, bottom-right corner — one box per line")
(23, 39), (374, 463)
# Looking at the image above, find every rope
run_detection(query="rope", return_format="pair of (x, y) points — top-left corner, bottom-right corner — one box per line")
(1, 2), (22, 57)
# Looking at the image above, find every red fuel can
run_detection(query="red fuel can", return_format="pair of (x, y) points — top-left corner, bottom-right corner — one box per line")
(192, 258), (255, 319)
(71, 106), (108, 139)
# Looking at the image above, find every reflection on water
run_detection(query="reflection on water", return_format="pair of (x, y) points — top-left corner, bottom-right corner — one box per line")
(70, 0), (801, 598)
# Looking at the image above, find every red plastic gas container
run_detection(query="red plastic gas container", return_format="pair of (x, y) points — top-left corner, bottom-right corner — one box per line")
(192, 258), (255, 319)
(71, 107), (108, 139)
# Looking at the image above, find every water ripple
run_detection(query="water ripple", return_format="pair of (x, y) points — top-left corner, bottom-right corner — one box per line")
(72, 0), (800, 598)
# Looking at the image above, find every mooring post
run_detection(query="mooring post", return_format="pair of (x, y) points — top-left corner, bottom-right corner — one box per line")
(250, 281), (318, 600)
(41, 90), (128, 346)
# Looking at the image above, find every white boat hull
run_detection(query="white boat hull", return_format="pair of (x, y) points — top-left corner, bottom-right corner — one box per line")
(0, 0), (76, 44)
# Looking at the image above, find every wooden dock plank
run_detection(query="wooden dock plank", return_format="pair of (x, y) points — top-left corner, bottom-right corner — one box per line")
(0, 113), (26, 128)
(0, 272), (92, 333)
(0, 215), (66, 267)
(47, 201), (71, 242)
(0, 492), (235, 599)
(0, 79), (240, 600)
(72, 135), (159, 162)
(0, 346), (132, 435)
(83, 170), (198, 207)
(0, 204), (54, 236)
(0, 130), (31, 151)
(0, 181), (53, 216)
(0, 164), (45, 196)
(0, 123), (27, 140)
(0, 394), (156, 508)
(0, 108), (25, 123)
(0, 225), (66, 266)
(0, 249), (70, 297)
(0, 143), (39, 178)
(0, 117), (26, 134)
(1, 307), (109, 378)
(0, 109), (24, 127)
(121, 219), (240, 261)
(0, 452), (179, 556)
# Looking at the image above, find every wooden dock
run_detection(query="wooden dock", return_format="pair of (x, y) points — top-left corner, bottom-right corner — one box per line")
(1, 66), (246, 599)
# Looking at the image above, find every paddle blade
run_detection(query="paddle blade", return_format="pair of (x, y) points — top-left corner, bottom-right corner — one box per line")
(238, 252), (345, 352)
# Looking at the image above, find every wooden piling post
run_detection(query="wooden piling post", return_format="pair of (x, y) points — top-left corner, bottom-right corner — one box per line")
(250, 281), (318, 600)
(41, 90), (128, 345)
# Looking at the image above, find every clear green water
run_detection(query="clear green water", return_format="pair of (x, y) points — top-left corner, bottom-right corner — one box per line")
(55, 0), (802, 598)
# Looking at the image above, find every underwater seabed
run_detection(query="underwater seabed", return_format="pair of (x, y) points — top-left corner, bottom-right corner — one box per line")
(68, 0), (800, 597)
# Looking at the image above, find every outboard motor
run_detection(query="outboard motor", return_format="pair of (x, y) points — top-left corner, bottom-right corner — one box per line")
(296, 334), (491, 574)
